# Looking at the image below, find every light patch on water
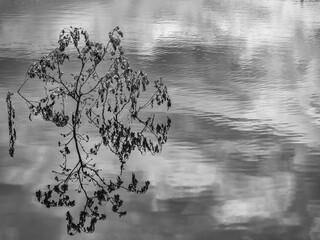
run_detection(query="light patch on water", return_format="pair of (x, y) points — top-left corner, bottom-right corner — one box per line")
(126, 145), (223, 200)
(211, 173), (297, 225)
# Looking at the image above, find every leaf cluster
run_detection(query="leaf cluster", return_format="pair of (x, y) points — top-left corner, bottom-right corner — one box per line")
(36, 173), (149, 235)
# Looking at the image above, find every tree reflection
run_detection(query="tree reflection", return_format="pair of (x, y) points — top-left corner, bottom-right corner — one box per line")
(6, 92), (16, 157)
(8, 26), (171, 235)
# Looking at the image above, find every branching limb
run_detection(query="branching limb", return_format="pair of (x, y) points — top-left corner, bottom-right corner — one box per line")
(11, 26), (172, 235)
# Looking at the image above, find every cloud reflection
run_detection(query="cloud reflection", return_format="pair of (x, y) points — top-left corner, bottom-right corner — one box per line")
(1, 0), (320, 239)
(0, 183), (62, 240)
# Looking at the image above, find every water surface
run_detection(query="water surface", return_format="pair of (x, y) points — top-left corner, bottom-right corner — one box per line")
(1, 0), (320, 239)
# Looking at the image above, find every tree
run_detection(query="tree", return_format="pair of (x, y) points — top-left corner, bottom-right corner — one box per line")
(7, 26), (171, 235)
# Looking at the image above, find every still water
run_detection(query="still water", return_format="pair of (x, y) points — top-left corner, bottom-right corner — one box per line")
(1, 0), (320, 239)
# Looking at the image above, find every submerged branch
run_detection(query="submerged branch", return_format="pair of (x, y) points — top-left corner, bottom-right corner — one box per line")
(6, 92), (16, 157)
(9, 26), (172, 235)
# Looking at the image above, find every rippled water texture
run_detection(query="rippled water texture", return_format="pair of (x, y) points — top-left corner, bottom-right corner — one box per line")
(1, 0), (320, 239)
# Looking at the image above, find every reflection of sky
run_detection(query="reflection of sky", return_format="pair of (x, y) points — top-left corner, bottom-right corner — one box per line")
(1, 0), (320, 239)
(125, 142), (297, 223)
(0, 182), (63, 240)
(1, 0), (319, 57)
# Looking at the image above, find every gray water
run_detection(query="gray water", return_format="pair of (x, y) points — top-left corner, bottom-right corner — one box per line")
(1, 0), (320, 239)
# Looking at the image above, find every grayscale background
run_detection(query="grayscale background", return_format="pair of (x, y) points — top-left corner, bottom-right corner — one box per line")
(1, 0), (320, 239)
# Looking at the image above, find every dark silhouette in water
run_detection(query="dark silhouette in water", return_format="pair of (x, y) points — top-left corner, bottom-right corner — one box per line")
(6, 92), (16, 157)
(7, 26), (171, 235)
